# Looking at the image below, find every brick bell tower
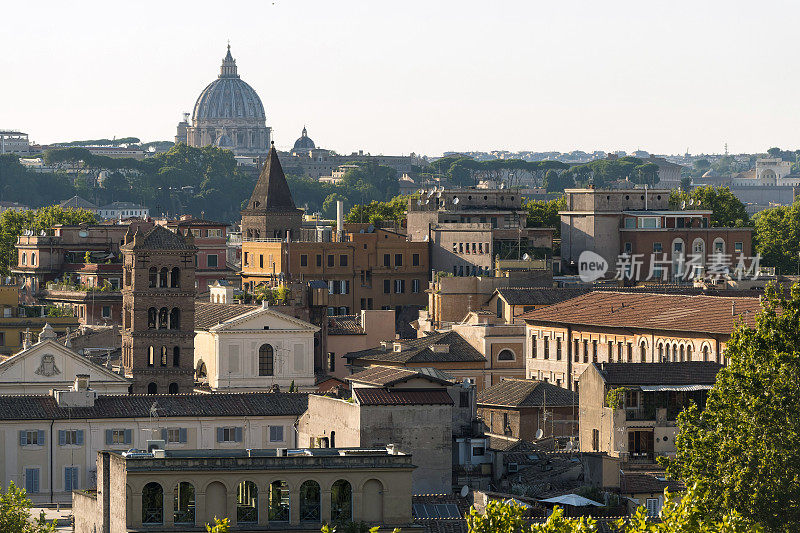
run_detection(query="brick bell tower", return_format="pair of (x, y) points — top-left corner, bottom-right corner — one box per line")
(120, 225), (197, 394)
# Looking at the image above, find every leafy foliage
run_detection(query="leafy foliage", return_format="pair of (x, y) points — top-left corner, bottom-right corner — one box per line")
(752, 199), (800, 273)
(669, 186), (749, 227)
(524, 196), (566, 237)
(0, 205), (97, 276)
(605, 387), (627, 409)
(205, 517), (229, 533)
(0, 482), (56, 533)
(344, 195), (410, 226)
(666, 283), (800, 531)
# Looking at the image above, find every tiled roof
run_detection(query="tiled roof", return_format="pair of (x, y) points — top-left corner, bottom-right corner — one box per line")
(327, 315), (365, 335)
(620, 472), (683, 494)
(60, 196), (98, 210)
(520, 291), (761, 335)
(477, 379), (577, 408)
(121, 225), (197, 251)
(244, 144), (299, 212)
(353, 388), (454, 406)
(493, 287), (589, 306)
(195, 302), (259, 330)
(597, 362), (724, 386)
(0, 392), (308, 420)
(344, 331), (485, 364)
(348, 366), (454, 387)
(166, 218), (227, 227)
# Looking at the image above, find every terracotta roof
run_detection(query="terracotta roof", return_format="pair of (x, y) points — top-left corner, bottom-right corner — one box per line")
(327, 315), (365, 335)
(59, 196), (98, 210)
(493, 287), (589, 306)
(244, 144), (299, 212)
(195, 302), (259, 330)
(477, 379), (577, 408)
(344, 331), (485, 364)
(166, 218), (227, 227)
(121, 225), (197, 251)
(520, 291), (761, 335)
(596, 362), (724, 386)
(620, 472), (683, 495)
(0, 392), (308, 420)
(348, 366), (454, 387)
(353, 388), (454, 406)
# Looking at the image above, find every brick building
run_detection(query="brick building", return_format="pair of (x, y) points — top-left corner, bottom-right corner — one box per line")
(162, 216), (235, 292)
(120, 225), (197, 394)
(559, 188), (753, 281)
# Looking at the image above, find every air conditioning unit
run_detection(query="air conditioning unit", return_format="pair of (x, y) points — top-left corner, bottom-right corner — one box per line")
(508, 462), (519, 473)
(276, 448), (288, 457)
(146, 439), (166, 452)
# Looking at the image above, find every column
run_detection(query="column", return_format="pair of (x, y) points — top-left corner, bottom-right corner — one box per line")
(130, 491), (142, 528)
(352, 489), (362, 522)
(289, 487), (300, 526)
(321, 488), (332, 524)
(227, 490), (238, 527)
(195, 490), (206, 528)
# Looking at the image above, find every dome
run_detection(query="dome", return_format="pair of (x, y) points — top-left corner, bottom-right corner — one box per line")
(292, 126), (316, 151)
(191, 45), (266, 122)
(214, 133), (234, 148)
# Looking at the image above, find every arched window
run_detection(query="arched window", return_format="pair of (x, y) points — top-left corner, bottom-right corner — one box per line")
(21, 253), (26, 266)
(168, 382), (179, 394)
(331, 480), (352, 522)
(149, 267), (157, 288)
(686, 344), (693, 361)
(712, 238), (725, 255)
(148, 346), (155, 367)
(237, 481), (258, 524)
(259, 344), (274, 376)
(31, 253), (36, 266)
(142, 482), (163, 524)
(173, 346), (180, 367)
(196, 361), (207, 379)
(170, 308), (180, 330)
(658, 343), (664, 362)
(703, 345), (709, 362)
(159, 267), (168, 288)
(639, 341), (647, 362)
(147, 382), (158, 394)
(174, 482), (195, 524)
(161, 346), (167, 366)
(268, 480), (290, 522)
(680, 345), (685, 362)
(330, 431), (336, 448)
(672, 344), (678, 362)
(159, 308), (168, 329)
(148, 307), (157, 329)
(497, 349), (514, 361)
(299, 481), (320, 522)
(170, 267), (180, 288)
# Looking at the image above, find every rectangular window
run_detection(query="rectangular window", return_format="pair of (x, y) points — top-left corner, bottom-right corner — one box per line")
(412, 279), (420, 293)
(20, 430), (44, 446)
(216, 427), (243, 443)
(734, 242), (743, 253)
(618, 342), (623, 362)
(556, 338), (562, 360)
(269, 425), (284, 443)
(592, 429), (600, 451)
(394, 279), (405, 293)
(339, 254), (348, 267)
(102, 306), (111, 318)
(472, 446), (485, 456)
(300, 254), (308, 267)
(0, 332), (5, 346)
(316, 254), (322, 267)
(653, 242), (662, 253)
(243, 252), (248, 265)
(608, 341), (613, 362)
(106, 429), (132, 445)
(383, 279), (390, 293)
(573, 339), (579, 362)
(207, 254), (218, 268)
(592, 340), (598, 363)
(383, 254), (390, 267)
(412, 253), (420, 266)
(530, 334), (536, 358)
(459, 243), (464, 254)
(259, 255), (264, 268)
(327, 255), (334, 267)
(583, 339), (588, 363)
(25, 468), (39, 494)
(328, 352), (336, 373)
(58, 430), (84, 446)
(543, 336), (549, 359)
(64, 466), (79, 492)
(340, 280), (349, 294)
(166, 428), (187, 443)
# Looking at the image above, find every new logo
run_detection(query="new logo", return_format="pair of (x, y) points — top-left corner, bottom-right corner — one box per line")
(578, 251), (608, 282)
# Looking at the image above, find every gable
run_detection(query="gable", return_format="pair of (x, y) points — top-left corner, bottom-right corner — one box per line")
(0, 341), (129, 384)
(211, 308), (319, 333)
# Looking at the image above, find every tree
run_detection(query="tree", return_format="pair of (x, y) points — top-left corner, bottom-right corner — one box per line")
(525, 196), (566, 237)
(666, 283), (800, 531)
(752, 202), (800, 273)
(680, 177), (692, 191)
(669, 186), (749, 227)
(205, 517), (229, 533)
(0, 482), (56, 533)
(693, 159), (712, 174)
(323, 193), (350, 220)
(344, 195), (409, 226)
(544, 169), (574, 193)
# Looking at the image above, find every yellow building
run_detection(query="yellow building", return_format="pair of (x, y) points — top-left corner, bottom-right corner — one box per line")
(0, 284), (79, 357)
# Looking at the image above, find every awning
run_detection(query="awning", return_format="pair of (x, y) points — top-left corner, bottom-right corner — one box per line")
(639, 384), (712, 392)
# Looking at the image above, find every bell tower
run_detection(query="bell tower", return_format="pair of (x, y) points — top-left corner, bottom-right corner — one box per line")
(120, 225), (198, 394)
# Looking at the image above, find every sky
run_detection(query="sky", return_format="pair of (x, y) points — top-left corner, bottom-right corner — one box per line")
(2, 0), (799, 157)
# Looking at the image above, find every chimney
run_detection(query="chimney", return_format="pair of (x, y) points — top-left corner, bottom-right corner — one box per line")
(336, 200), (344, 238)
(74, 374), (90, 391)
(732, 301), (736, 316)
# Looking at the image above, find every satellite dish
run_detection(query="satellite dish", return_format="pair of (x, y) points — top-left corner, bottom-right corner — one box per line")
(522, 253), (531, 261)
(423, 235), (429, 242)
(436, 191), (442, 198)
(565, 441), (574, 451)
(460, 485), (470, 498)
(689, 198), (694, 206)
(535, 429), (544, 440)
(681, 201), (686, 209)
(427, 189), (436, 197)
(453, 197), (460, 204)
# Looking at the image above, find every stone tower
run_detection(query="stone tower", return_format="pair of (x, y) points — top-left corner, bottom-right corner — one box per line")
(241, 142), (303, 240)
(120, 225), (197, 394)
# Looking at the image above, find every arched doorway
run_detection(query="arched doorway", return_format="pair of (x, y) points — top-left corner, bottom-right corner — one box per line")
(205, 481), (226, 524)
(361, 479), (384, 524)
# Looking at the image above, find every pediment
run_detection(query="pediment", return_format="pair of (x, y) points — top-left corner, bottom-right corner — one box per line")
(211, 307), (319, 333)
(0, 340), (129, 384)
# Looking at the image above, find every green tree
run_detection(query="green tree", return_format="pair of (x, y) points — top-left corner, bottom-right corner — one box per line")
(345, 195), (409, 226)
(525, 196), (566, 237)
(752, 202), (800, 272)
(323, 193), (350, 220)
(669, 186), (749, 227)
(0, 482), (56, 533)
(666, 283), (800, 531)
(205, 517), (229, 533)
(543, 169), (574, 193)
(693, 159), (712, 174)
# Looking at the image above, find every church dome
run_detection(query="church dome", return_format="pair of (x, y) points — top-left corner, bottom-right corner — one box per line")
(192, 45), (266, 122)
(214, 133), (234, 148)
(292, 127), (316, 151)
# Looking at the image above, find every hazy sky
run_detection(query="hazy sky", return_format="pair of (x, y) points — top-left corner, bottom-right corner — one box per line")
(2, 0), (798, 157)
